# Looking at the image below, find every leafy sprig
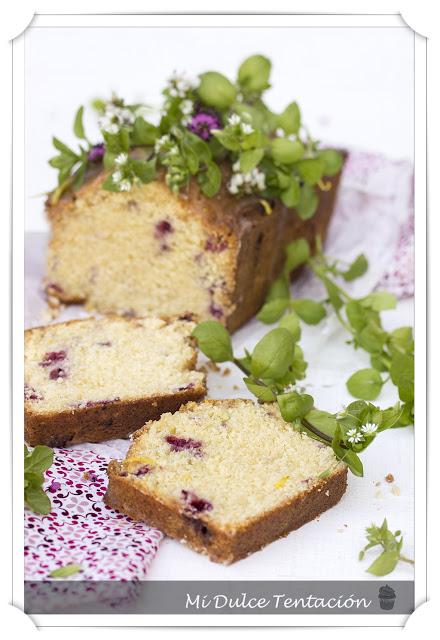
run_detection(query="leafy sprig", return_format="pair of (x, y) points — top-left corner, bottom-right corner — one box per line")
(24, 444), (54, 515)
(257, 237), (414, 423)
(48, 55), (342, 214)
(192, 321), (405, 477)
(359, 519), (414, 576)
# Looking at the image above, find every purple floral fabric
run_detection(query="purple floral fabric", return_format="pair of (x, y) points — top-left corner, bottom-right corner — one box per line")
(24, 448), (163, 581)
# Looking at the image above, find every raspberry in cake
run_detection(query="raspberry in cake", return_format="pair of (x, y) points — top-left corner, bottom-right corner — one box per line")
(24, 316), (206, 447)
(105, 399), (347, 564)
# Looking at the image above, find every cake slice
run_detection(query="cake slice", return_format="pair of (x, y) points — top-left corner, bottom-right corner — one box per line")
(24, 316), (206, 447)
(105, 399), (347, 564)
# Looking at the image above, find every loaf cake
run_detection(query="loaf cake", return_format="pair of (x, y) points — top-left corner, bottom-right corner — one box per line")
(45, 55), (345, 332)
(24, 316), (206, 447)
(105, 399), (347, 564)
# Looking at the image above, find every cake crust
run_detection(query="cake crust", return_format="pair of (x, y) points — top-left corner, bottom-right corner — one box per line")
(24, 316), (206, 446)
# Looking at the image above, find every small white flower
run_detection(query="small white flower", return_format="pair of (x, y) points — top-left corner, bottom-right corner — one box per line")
(168, 145), (179, 156)
(135, 105), (153, 121)
(180, 99), (194, 116)
(228, 113), (241, 126)
(241, 122), (254, 135)
(346, 428), (364, 444)
(112, 170), (122, 184)
(283, 383), (297, 393)
(121, 108), (135, 125)
(119, 179), (132, 192)
(154, 134), (171, 153)
(361, 422), (378, 435)
(232, 160), (241, 172)
(114, 152), (128, 166)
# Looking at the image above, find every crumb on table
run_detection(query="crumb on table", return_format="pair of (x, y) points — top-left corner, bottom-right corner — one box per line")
(385, 473), (395, 483)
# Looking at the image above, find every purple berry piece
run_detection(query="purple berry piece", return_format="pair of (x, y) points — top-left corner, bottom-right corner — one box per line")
(39, 350), (67, 368)
(154, 219), (173, 238)
(209, 303), (224, 319)
(181, 489), (213, 514)
(133, 465), (150, 477)
(205, 237), (228, 252)
(165, 435), (202, 454)
(49, 367), (68, 380)
(24, 384), (43, 401)
(175, 382), (195, 392)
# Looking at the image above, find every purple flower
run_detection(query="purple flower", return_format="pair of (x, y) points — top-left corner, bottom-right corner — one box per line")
(187, 111), (221, 140)
(88, 143), (105, 163)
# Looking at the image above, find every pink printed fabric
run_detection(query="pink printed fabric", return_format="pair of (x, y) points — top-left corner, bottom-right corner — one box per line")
(24, 448), (163, 581)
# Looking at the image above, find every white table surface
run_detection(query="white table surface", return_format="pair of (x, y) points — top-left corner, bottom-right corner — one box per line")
(25, 233), (414, 581)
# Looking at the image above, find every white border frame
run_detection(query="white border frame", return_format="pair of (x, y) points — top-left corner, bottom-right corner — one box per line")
(11, 10), (426, 628)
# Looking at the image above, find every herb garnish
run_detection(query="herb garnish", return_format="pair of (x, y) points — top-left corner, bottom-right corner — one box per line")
(359, 519), (414, 576)
(49, 563), (83, 578)
(48, 54), (342, 210)
(24, 444), (54, 515)
(257, 237), (414, 423)
(192, 320), (407, 477)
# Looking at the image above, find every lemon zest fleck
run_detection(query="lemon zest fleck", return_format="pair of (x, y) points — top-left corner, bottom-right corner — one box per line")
(275, 475), (290, 489)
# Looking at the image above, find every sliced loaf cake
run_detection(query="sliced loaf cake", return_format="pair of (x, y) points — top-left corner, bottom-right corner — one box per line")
(105, 399), (347, 564)
(24, 316), (206, 447)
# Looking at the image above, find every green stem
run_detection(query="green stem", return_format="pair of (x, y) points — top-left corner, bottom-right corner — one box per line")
(232, 357), (251, 376)
(301, 418), (333, 444)
(399, 555), (414, 565)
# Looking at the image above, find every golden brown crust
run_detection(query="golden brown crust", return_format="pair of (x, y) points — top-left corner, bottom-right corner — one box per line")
(45, 155), (346, 330)
(104, 460), (347, 564)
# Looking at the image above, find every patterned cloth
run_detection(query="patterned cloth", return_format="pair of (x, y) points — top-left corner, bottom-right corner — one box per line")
(24, 448), (162, 581)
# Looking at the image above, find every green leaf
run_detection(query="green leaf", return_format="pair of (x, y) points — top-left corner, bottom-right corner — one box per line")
(370, 354), (389, 372)
(280, 178), (301, 208)
(346, 301), (369, 332)
(346, 368), (384, 401)
(271, 138), (304, 165)
(321, 275), (344, 311)
(388, 327), (414, 356)
(131, 118), (159, 146)
(212, 128), (241, 151)
(296, 158), (324, 186)
(101, 174), (121, 192)
(357, 321), (388, 354)
(290, 344), (307, 380)
(284, 238), (310, 275)
(131, 158), (156, 183)
(380, 404), (405, 430)
(257, 299), (289, 324)
(24, 445), (54, 474)
(291, 299), (326, 325)
(279, 312), (301, 341)
(24, 485), (51, 515)
(251, 328), (296, 380)
(332, 425), (364, 476)
(278, 102), (301, 135)
(305, 409), (338, 439)
(361, 291), (397, 312)
(49, 564), (83, 579)
(198, 161), (221, 197)
(239, 148), (264, 173)
(192, 321), (233, 363)
(266, 276), (290, 302)
(52, 137), (78, 158)
(342, 254), (368, 282)
(277, 392), (314, 422)
(367, 550), (400, 576)
(296, 184), (318, 220)
(198, 71), (236, 109)
(73, 106), (86, 140)
(244, 377), (276, 402)
(319, 149), (343, 176)
(390, 352), (414, 402)
(237, 54), (271, 93)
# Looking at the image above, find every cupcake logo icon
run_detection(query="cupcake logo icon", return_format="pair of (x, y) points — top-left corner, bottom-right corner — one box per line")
(378, 584), (396, 610)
